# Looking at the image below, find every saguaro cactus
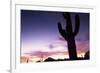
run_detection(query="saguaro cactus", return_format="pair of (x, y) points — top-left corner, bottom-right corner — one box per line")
(58, 12), (80, 60)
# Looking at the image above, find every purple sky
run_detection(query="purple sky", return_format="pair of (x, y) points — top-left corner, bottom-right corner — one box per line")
(21, 10), (89, 58)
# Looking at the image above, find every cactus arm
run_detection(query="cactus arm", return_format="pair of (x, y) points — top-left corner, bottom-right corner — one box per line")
(58, 22), (67, 40)
(73, 15), (80, 36)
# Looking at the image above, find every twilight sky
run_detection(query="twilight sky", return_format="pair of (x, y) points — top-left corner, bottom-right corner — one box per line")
(21, 10), (89, 62)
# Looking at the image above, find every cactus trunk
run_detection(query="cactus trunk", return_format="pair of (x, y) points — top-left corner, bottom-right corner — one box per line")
(67, 35), (77, 60)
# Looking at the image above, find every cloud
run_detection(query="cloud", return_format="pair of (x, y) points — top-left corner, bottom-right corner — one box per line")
(25, 51), (68, 58)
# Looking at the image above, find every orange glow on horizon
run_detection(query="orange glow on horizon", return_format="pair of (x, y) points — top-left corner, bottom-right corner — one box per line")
(21, 51), (87, 63)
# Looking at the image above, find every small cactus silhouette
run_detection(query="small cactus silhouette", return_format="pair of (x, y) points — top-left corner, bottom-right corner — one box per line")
(84, 51), (89, 59)
(58, 12), (80, 60)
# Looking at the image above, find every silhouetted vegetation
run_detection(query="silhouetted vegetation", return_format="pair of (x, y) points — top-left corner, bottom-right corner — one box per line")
(36, 54), (89, 62)
(58, 12), (80, 60)
(84, 51), (89, 59)
(44, 57), (56, 62)
(44, 57), (67, 62)
(36, 60), (41, 62)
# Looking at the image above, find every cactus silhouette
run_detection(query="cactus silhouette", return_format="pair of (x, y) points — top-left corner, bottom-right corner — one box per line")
(58, 12), (80, 60)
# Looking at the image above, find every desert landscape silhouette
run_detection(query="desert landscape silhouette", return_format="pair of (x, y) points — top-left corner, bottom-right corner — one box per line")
(21, 10), (89, 63)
